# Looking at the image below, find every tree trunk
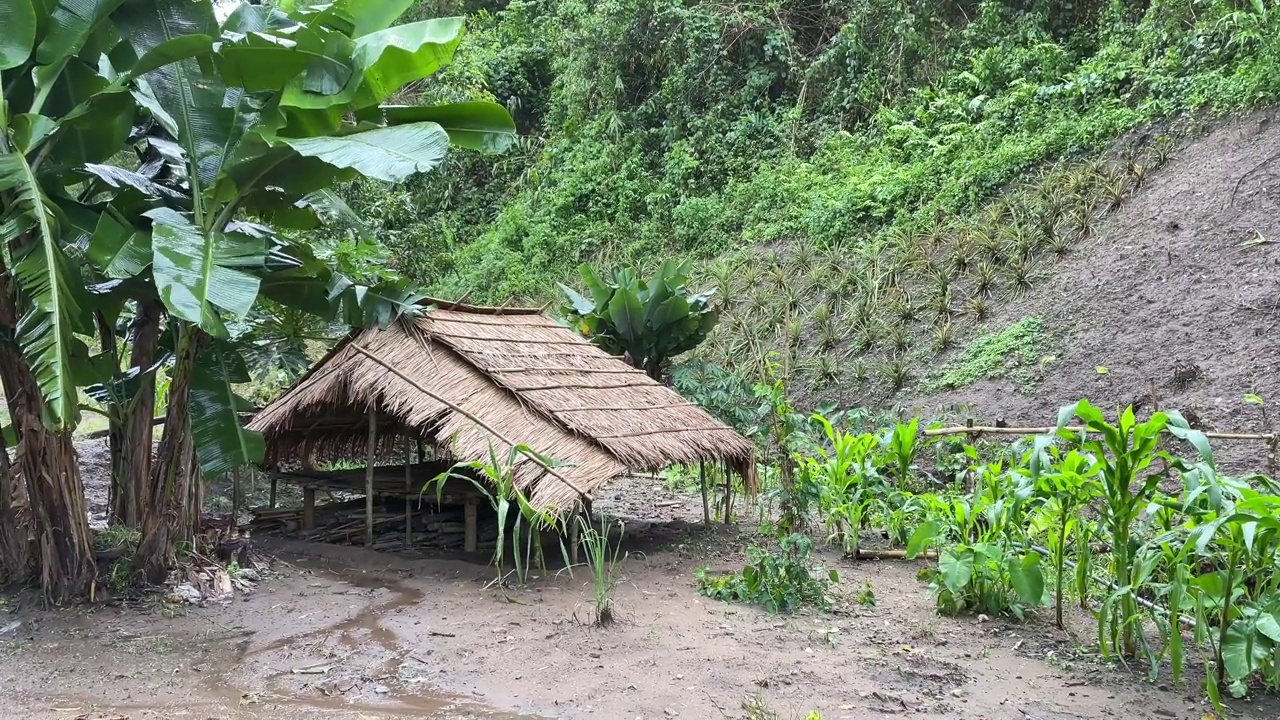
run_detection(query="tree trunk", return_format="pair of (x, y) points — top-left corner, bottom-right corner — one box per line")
(0, 271), (93, 602)
(110, 301), (161, 528)
(135, 322), (204, 584)
(0, 419), (31, 583)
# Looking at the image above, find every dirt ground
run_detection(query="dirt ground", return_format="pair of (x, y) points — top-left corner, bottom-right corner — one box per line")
(4, 480), (1280, 720)
(910, 109), (1280, 472)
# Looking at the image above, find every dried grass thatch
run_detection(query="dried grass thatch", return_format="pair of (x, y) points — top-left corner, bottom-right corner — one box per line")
(247, 301), (755, 513)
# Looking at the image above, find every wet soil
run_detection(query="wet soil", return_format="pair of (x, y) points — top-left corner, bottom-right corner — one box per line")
(4, 482), (1280, 720)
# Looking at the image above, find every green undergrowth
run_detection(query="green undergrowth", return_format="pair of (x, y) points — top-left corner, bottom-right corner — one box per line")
(94, 525), (141, 597)
(343, 0), (1280, 403)
(926, 316), (1047, 392)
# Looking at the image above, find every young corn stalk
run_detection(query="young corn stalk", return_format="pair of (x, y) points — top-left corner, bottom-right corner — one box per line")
(426, 443), (569, 586)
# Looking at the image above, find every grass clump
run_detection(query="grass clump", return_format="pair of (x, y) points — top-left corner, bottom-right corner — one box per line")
(579, 516), (625, 626)
(926, 316), (1045, 392)
(94, 525), (141, 596)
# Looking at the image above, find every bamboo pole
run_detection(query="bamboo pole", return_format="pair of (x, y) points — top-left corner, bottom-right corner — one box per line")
(403, 435), (412, 547)
(365, 408), (377, 548)
(699, 462), (710, 526)
(924, 425), (1277, 442)
(850, 548), (938, 560)
(347, 343), (588, 500)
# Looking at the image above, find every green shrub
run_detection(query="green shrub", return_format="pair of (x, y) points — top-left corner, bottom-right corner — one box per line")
(696, 534), (838, 612)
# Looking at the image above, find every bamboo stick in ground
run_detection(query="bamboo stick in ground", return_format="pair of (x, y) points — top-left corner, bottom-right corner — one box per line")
(365, 408), (377, 547)
(403, 435), (413, 547)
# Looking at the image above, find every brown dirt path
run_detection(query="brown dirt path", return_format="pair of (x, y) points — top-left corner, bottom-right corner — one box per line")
(2, 513), (1277, 720)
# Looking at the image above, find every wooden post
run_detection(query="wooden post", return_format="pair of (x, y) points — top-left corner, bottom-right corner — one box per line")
(269, 473), (277, 509)
(464, 496), (478, 553)
(403, 435), (412, 547)
(569, 510), (580, 565)
(302, 487), (316, 531)
(699, 462), (710, 527)
(232, 467), (242, 519)
(722, 467), (733, 526)
(365, 408), (377, 548)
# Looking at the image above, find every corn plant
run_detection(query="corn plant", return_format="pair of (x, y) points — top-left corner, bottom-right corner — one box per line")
(1029, 442), (1101, 629)
(1183, 482), (1280, 703)
(879, 418), (921, 486)
(1055, 401), (1168, 657)
(797, 414), (881, 555)
(426, 443), (569, 586)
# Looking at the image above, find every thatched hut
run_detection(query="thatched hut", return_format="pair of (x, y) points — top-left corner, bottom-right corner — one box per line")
(246, 299), (755, 553)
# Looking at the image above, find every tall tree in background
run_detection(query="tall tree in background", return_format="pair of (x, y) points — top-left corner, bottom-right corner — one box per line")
(0, 0), (515, 599)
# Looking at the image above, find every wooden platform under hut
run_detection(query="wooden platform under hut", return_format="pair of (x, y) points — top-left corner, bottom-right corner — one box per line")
(246, 298), (756, 560)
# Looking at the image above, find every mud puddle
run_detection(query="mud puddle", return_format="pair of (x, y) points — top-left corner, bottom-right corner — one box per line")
(207, 557), (539, 719)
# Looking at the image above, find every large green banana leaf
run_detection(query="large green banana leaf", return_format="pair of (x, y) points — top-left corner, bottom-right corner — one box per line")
(115, 0), (252, 190)
(190, 341), (264, 476)
(36, 0), (128, 65)
(87, 211), (151, 278)
(382, 102), (516, 153)
(147, 208), (264, 338)
(352, 18), (464, 103)
(0, 0), (37, 69)
(276, 121), (449, 182)
(0, 151), (89, 428)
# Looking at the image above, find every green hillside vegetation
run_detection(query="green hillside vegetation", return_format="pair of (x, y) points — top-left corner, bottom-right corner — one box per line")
(345, 0), (1280, 404)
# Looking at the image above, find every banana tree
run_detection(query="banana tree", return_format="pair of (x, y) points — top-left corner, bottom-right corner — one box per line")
(0, 0), (156, 600)
(102, 0), (515, 582)
(560, 259), (719, 379)
(0, 0), (516, 594)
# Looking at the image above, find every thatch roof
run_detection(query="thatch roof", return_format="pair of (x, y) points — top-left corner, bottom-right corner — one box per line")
(247, 300), (756, 512)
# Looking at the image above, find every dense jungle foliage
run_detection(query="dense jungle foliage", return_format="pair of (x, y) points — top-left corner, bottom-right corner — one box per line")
(337, 0), (1280, 400)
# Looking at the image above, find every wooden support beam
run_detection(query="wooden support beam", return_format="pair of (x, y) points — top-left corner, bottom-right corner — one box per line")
(722, 474), (733, 526)
(403, 435), (413, 547)
(365, 408), (377, 548)
(699, 462), (710, 527)
(302, 487), (316, 531)
(464, 497), (478, 553)
(569, 509), (580, 565)
(269, 474), (278, 509)
(232, 467), (242, 519)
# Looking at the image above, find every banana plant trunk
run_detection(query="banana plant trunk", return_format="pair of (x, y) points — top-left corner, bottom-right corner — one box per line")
(135, 323), (205, 584)
(0, 271), (94, 601)
(110, 301), (162, 527)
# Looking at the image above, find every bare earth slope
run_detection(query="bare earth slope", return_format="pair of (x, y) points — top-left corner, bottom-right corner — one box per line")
(912, 110), (1280, 456)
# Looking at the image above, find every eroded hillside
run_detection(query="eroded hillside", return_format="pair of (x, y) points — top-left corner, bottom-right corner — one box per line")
(912, 110), (1280, 446)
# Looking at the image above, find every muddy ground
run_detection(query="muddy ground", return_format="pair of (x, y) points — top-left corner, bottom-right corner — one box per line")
(3, 479), (1280, 720)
